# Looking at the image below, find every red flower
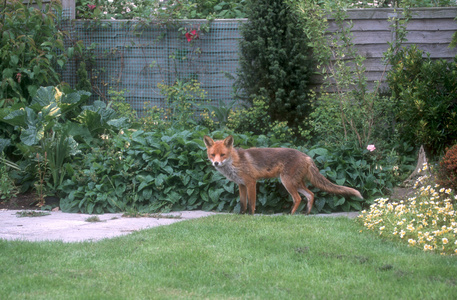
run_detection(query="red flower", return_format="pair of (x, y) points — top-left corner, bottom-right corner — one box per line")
(185, 30), (198, 42)
(87, 4), (96, 10)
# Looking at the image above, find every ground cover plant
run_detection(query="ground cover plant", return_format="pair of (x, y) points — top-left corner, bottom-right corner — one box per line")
(1, 215), (457, 299)
(358, 162), (457, 255)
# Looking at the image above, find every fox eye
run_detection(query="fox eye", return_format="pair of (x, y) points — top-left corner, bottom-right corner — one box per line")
(220, 154), (225, 157)
(211, 154), (215, 157)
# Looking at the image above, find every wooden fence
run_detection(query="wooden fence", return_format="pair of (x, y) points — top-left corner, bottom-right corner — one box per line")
(324, 8), (457, 91)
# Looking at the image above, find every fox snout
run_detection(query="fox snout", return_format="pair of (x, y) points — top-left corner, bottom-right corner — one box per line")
(211, 159), (225, 167)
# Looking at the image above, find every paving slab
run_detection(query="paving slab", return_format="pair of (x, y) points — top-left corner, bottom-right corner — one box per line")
(0, 210), (217, 243)
(0, 210), (359, 243)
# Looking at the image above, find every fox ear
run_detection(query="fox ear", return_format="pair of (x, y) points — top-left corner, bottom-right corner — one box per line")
(203, 135), (214, 148)
(224, 135), (234, 148)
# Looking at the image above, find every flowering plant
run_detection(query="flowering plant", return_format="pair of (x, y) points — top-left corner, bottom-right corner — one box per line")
(367, 144), (376, 152)
(185, 29), (199, 42)
(358, 163), (457, 255)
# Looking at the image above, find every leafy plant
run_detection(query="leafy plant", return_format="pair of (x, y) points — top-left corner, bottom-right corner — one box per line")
(156, 79), (208, 129)
(0, 86), (90, 146)
(235, 0), (314, 135)
(226, 97), (299, 143)
(0, 153), (18, 201)
(107, 88), (137, 122)
(387, 46), (457, 157)
(76, 61), (92, 93)
(301, 141), (415, 212)
(57, 126), (414, 214)
(76, 100), (129, 138)
(200, 99), (236, 130)
(0, 0), (78, 104)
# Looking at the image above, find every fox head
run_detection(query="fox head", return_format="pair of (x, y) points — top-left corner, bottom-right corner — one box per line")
(203, 135), (234, 168)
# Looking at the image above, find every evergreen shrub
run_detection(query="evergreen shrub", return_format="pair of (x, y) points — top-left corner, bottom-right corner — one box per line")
(235, 0), (314, 136)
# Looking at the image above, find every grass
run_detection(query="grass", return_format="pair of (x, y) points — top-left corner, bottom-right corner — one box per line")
(15, 211), (51, 218)
(1, 214), (456, 299)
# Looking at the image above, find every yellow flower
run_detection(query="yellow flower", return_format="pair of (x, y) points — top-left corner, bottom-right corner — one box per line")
(54, 87), (63, 102)
(408, 239), (416, 245)
(442, 238), (449, 245)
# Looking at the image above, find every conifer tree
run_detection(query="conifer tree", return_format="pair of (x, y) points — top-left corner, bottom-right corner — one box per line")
(235, 0), (314, 131)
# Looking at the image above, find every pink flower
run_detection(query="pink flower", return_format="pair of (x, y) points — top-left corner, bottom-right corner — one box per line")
(367, 145), (376, 152)
(87, 4), (96, 10)
(185, 30), (198, 42)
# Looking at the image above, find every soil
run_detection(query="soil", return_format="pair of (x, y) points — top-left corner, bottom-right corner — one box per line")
(0, 192), (40, 210)
(0, 192), (60, 210)
(1, 187), (418, 211)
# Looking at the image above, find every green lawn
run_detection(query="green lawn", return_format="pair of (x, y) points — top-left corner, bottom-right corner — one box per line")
(1, 214), (456, 299)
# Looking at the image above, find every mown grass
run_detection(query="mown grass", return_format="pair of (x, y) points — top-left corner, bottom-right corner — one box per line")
(1, 214), (456, 299)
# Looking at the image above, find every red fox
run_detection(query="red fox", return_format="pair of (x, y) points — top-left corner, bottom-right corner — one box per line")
(203, 135), (363, 215)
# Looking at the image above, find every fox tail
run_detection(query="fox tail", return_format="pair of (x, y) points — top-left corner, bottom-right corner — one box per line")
(307, 160), (363, 199)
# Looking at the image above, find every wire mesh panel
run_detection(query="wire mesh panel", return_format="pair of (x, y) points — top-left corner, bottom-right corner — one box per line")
(62, 18), (245, 115)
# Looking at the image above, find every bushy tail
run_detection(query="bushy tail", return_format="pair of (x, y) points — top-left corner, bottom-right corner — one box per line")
(308, 161), (363, 199)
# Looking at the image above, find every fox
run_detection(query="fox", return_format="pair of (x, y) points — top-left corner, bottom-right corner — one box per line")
(203, 135), (363, 215)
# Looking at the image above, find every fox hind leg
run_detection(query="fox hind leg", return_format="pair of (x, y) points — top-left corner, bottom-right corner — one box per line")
(298, 183), (314, 215)
(280, 175), (304, 215)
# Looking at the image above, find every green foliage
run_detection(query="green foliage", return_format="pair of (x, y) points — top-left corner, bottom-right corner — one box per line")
(0, 0), (78, 104)
(226, 97), (305, 143)
(0, 86), (90, 147)
(309, 92), (397, 149)
(58, 128), (294, 214)
(58, 126), (413, 214)
(387, 46), (457, 157)
(107, 88), (137, 122)
(0, 86), (91, 197)
(76, 62), (92, 93)
(75, 0), (247, 20)
(300, 141), (415, 212)
(188, 0), (247, 19)
(0, 154), (18, 201)
(235, 0), (314, 134)
(153, 79), (208, 130)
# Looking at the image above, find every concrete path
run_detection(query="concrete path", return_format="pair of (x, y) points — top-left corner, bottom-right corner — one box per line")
(0, 209), (359, 243)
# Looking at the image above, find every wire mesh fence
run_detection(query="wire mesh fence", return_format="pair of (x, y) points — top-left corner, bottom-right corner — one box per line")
(62, 14), (244, 115)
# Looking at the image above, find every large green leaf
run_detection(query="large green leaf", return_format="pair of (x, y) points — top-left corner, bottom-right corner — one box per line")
(3, 106), (29, 127)
(21, 125), (44, 146)
(30, 86), (55, 110)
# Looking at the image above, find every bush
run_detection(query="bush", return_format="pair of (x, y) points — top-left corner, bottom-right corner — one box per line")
(235, 0), (314, 135)
(226, 97), (305, 144)
(0, 0), (76, 104)
(437, 144), (457, 191)
(387, 46), (457, 157)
